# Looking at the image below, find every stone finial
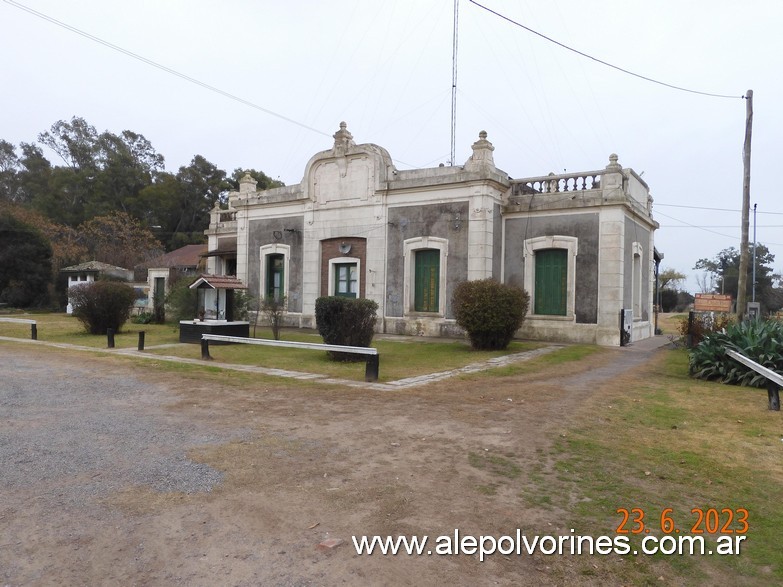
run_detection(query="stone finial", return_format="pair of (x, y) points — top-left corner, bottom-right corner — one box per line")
(463, 130), (496, 172)
(333, 121), (355, 152)
(239, 171), (258, 194)
(606, 153), (621, 170)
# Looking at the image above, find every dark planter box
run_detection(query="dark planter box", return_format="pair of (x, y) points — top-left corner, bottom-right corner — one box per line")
(179, 320), (250, 344)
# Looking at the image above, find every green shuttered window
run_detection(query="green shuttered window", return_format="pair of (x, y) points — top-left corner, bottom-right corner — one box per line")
(534, 248), (567, 316)
(334, 263), (358, 298)
(414, 249), (440, 312)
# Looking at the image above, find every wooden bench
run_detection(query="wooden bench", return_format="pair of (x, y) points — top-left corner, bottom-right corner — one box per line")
(200, 334), (380, 382)
(0, 317), (37, 340)
(726, 349), (783, 410)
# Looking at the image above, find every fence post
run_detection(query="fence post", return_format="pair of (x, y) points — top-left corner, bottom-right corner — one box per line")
(107, 328), (115, 348)
(768, 382), (780, 411)
(365, 354), (379, 382)
(138, 331), (145, 351)
(201, 338), (212, 360)
(31, 323), (37, 340)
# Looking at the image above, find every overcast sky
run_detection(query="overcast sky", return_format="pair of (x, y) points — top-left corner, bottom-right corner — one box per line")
(2, 0), (782, 293)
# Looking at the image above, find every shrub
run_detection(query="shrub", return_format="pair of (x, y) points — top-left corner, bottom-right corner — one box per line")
(315, 296), (378, 361)
(70, 281), (137, 334)
(453, 279), (529, 350)
(165, 275), (199, 322)
(677, 312), (734, 346)
(689, 318), (783, 387)
(131, 311), (154, 324)
(659, 289), (679, 312)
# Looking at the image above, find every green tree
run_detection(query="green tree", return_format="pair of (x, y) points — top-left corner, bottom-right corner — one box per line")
(0, 213), (52, 307)
(17, 142), (53, 211)
(659, 268), (687, 290)
(165, 272), (199, 322)
(173, 155), (230, 236)
(228, 168), (285, 191)
(78, 211), (163, 269)
(0, 140), (20, 202)
(90, 130), (163, 219)
(694, 246), (781, 313)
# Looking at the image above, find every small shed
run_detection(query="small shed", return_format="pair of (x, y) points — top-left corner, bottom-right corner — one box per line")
(61, 261), (134, 314)
(178, 274), (250, 343)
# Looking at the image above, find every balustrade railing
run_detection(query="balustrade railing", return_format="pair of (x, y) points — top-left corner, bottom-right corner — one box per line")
(511, 171), (603, 196)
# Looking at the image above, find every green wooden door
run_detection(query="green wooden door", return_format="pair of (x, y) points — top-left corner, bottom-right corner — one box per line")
(414, 249), (440, 312)
(534, 249), (567, 315)
(266, 254), (284, 300)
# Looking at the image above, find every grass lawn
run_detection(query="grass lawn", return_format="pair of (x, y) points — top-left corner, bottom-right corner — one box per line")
(0, 312), (546, 382)
(150, 327), (548, 382)
(525, 348), (783, 584)
(0, 312), (180, 348)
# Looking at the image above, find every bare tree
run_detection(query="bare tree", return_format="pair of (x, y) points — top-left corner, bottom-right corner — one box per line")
(261, 295), (287, 340)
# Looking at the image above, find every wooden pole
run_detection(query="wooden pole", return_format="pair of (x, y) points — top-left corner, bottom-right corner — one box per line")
(737, 89), (753, 319)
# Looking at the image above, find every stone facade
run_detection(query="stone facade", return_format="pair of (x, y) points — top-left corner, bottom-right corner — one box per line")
(204, 123), (659, 346)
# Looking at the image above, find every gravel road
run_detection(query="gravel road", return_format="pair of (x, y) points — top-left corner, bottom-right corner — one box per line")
(2, 353), (238, 502)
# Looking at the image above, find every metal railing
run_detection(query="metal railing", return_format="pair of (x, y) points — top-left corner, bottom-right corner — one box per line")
(200, 334), (380, 382)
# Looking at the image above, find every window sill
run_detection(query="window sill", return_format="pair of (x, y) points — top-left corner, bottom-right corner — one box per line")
(526, 314), (575, 322)
(404, 311), (445, 319)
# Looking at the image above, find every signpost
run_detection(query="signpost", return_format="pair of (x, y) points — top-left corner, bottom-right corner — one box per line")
(693, 293), (733, 313)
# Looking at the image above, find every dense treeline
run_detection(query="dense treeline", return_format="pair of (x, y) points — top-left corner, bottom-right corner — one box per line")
(0, 116), (282, 308)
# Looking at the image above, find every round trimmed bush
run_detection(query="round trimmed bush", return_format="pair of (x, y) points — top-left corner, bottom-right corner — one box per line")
(70, 280), (137, 335)
(315, 296), (378, 361)
(453, 279), (529, 350)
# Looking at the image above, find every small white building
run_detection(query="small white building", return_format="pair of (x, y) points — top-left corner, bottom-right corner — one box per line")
(61, 261), (134, 314)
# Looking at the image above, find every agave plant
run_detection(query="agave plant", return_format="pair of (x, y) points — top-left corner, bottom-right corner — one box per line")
(689, 319), (783, 387)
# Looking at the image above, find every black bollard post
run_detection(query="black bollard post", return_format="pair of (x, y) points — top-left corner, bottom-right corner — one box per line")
(107, 328), (115, 348)
(767, 382), (780, 411)
(365, 353), (379, 382)
(138, 331), (145, 351)
(31, 323), (37, 340)
(201, 338), (212, 360)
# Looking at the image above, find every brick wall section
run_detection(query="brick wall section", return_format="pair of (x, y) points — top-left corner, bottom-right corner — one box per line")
(320, 237), (367, 298)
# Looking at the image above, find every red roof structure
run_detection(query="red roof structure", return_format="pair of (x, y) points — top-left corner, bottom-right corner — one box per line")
(189, 274), (248, 290)
(149, 244), (207, 269)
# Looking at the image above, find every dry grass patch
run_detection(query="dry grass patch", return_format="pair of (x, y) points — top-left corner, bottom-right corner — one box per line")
(532, 348), (783, 585)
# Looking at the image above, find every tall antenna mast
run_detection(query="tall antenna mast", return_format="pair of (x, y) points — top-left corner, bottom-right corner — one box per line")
(450, 0), (459, 166)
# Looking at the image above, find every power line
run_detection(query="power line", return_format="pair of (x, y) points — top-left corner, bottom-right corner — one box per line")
(656, 210), (783, 247)
(661, 225), (783, 229)
(467, 0), (744, 100)
(4, 0), (435, 170)
(656, 203), (783, 215)
(3, 0), (334, 138)
(654, 210), (739, 240)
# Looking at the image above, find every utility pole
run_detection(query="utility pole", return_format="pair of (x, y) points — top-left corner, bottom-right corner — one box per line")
(450, 0), (459, 166)
(737, 89), (753, 318)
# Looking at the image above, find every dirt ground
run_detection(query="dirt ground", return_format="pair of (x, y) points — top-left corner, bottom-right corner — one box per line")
(1, 342), (665, 586)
